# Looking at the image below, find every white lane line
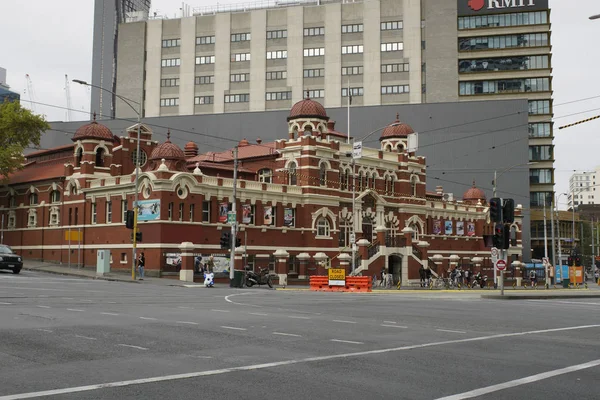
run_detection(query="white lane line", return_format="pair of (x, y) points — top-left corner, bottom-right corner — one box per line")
(330, 339), (364, 345)
(177, 306), (192, 309)
(224, 292), (261, 308)
(435, 358), (600, 400)
(100, 312), (119, 316)
(62, 298), (74, 300)
(220, 326), (247, 331)
(0, 302), (12, 305)
(437, 329), (467, 334)
(139, 317), (157, 321)
(35, 329), (53, 333)
(81, 300), (93, 303)
(117, 344), (148, 351)
(383, 321), (397, 324)
(74, 335), (97, 341)
(36, 306), (51, 309)
(107, 302), (117, 304)
(273, 332), (302, 337)
(176, 321), (199, 325)
(249, 312), (268, 316)
(381, 324), (408, 329)
(332, 320), (357, 324)
(66, 309), (84, 312)
(211, 309), (230, 313)
(288, 316), (310, 320)
(4, 324), (599, 400)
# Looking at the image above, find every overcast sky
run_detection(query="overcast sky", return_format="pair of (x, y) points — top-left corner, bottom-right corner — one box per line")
(1, 0), (598, 208)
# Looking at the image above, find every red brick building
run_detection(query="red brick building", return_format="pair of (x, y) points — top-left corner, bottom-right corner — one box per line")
(1, 97), (523, 285)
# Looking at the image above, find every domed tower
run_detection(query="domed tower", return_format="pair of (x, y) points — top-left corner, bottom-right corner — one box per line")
(71, 113), (115, 175)
(287, 91), (329, 139)
(379, 114), (415, 153)
(463, 181), (487, 205)
(184, 141), (199, 158)
(148, 131), (186, 171)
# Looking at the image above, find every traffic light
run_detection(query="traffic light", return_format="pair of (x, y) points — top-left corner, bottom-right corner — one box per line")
(489, 198), (503, 223)
(125, 210), (134, 229)
(235, 237), (241, 247)
(493, 224), (509, 249)
(220, 232), (231, 249)
(568, 256), (573, 266)
(130, 232), (142, 242)
(502, 199), (515, 224)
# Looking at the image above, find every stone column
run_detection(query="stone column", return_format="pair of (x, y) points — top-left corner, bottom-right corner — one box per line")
(313, 252), (328, 276)
(357, 239), (370, 262)
(375, 225), (386, 246)
(417, 240), (430, 270)
(449, 254), (460, 273)
(402, 226), (414, 247)
(274, 249), (289, 287)
(178, 242), (195, 282)
(338, 253), (351, 274)
(297, 252), (310, 279)
(234, 247), (245, 270)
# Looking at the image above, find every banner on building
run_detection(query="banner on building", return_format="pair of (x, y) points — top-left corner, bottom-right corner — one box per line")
(264, 206), (273, 225)
(242, 204), (252, 224)
(445, 220), (453, 235)
(433, 220), (442, 235)
(138, 199), (161, 221)
(467, 222), (475, 236)
(456, 221), (465, 236)
(218, 202), (229, 223)
(283, 208), (294, 227)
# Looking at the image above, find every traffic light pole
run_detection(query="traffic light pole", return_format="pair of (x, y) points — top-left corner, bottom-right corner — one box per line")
(229, 147), (238, 282)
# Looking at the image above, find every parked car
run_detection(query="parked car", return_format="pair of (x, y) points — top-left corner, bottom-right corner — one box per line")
(0, 245), (23, 274)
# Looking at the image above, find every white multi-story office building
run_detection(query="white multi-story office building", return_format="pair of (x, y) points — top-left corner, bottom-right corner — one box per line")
(568, 169), (599, 209)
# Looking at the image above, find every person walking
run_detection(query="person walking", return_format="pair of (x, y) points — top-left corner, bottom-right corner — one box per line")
(419, 266), (425, 287)
(138, 252), (145, 280)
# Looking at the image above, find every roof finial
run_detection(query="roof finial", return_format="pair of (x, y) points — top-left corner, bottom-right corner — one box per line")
(472, 180), (476, 187)
(93, 112), (97, 122)
(306, 89), (310, 99)
(167, 129), (171, 142)
(396, 112), (399, 121)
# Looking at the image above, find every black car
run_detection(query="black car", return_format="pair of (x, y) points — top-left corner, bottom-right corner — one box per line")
(0, 245), (23, 274)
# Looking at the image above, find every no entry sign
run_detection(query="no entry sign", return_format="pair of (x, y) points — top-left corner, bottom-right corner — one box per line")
(496, 259), (507, 271)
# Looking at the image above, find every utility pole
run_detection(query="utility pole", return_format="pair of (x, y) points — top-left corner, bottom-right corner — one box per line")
(229, 147), (238, 282)
(592, 216), (596, 265)
(551, 197), (556, 272)
(543, 200), (549, 286)
(351, 156), (356, 274)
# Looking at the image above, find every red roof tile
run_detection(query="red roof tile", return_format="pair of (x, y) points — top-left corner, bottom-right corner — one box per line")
(8, 157), (70, 185)
(188, 142), (277, 164)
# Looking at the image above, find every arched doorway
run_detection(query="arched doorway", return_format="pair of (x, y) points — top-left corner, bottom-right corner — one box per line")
(362, 216), (373, 243)
(389, 254), (403, 284)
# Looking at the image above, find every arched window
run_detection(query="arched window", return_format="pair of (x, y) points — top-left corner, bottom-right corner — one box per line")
(50, 190), (61, 203)
(288, 162), (297, 186)
(316, 217), (330, 237)
(385, 221), (398, 247)
(385, 144), (392, 152)
(410, 175), (418, 197)
(370, 173), (376, 189)
(339, 169), (347, 190)
(319, 163), (327, 186)
(75, 148), (83, 167)
(95, 148), (105, 167)
(410, 223), (420, 241)
(339, 216), (353, 247)
(29, 193), (38, 205)
(358, 171), (364, 191)
(258, 168), (273, 183)
(397, 143), (405, 152)
(8, 195), (15, 208)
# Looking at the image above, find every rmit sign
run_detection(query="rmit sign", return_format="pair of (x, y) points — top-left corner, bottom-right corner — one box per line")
(458, 0), (548, 15)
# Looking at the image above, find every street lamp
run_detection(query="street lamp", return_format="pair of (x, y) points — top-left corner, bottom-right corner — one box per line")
(73, 79), (142, 281)
(492, 162), (536, 198)
(347, 122), (400, 274)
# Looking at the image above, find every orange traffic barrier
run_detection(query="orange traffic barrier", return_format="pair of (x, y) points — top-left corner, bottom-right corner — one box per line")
(309, 276), (372, 292)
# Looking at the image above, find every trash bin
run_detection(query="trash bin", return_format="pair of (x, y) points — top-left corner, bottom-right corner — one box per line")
(230, 270), (245, 288)
(562, 278), (570, 289)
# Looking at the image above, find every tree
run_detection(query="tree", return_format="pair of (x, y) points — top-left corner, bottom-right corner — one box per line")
(0, 99), (50, 180)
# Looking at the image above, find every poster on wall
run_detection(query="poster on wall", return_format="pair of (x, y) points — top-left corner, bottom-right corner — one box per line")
(165, 253), (181, 269)
(242, 204), (252, 224)
(445, 220), (453, 235)
(467, 222), (475, 237)
(433, 220), (442, 235)
(283, 208), (294, 227)
(218, 202), (229, 223)
(137, 199), (161, 221)
(264, 206), (273, 225)
(456, 221), (465, 236)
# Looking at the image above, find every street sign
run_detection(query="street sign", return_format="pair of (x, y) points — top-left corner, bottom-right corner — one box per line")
(227, 211), (236, 225)
(496, 259), (507, 271)
(328, 268), (346, 286)
(352, 141), (362, 159)
(491, 247), (499, 264)
(542, 257), (549, 266)
(349, 233), (355, 243)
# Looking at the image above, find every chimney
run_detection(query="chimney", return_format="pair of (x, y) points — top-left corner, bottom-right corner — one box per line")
(436, 185), (443, 195)
(327, 120), (335, 131)
(256, 137), (262, 144)
(184, 141), (198, 158)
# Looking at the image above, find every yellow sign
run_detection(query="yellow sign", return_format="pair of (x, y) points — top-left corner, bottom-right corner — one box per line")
(64, 230), (82, 241)
(328, 268), (346, 286)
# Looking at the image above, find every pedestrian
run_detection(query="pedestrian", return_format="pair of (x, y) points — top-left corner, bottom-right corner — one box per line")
(548, 266), (554, 285)
(425, 268), (432, 287)
(529, 269), (537, 287)
(380, 268), (386, 287)
(419, 266), (425, 287)
(372, 273), (377, 287)
(137, 252), (145, 280)
(464, 269), (470, 286)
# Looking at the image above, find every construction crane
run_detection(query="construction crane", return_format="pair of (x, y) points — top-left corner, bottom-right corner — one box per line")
(558, 115), (600, 131)
(64, 74), (72, 122)
(25, 74), (36, 112)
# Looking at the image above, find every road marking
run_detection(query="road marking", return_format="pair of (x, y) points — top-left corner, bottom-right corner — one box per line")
(383, 321), (397, 324)
(435, 358), (600, 400)
(0, 302), (12, 305)
(139, 317), (157, 321)
(528, 300), (600, 306)
(332, 320), (357, 324)
(117, 344), (148, 351)
(74, 335), (97, 341)
(437, 329), (467, 334)
(177, 306), (192, 309)
(249, 312), (268, 316)
(107, 302), (117, 304)
(381, 324), (408, 329)
(81, 300), (93, 303)
(176, 321), (199, 325)
(211, 309), (230, 313)
(37, 306), (51, 309)
(4, 324), (599, 400)
(62, 298), (74, 300)
(66, 309), (84, 312)
(288, 316), (310, 320)
(224, 292), (261, 307)
(35, 329), (53, 333)
(330, 339), (364, 345)
(220, 326), (247, 331)
(100, 312), (119, 316)
(273, 332), (302, 337)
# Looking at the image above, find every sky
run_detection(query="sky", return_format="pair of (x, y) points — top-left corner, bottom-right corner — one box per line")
(0, 0), (599, 208)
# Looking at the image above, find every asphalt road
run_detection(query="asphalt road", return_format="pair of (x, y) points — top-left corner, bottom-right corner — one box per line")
(0, 269), (598, 400)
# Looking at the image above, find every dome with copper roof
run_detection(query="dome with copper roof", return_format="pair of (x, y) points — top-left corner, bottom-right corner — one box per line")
(379, 114), (415, 141)
(72, 113), (114, 142)
(463, 181), (487, 204)
(150, 131), (185, 161)
(287, 91), (328, 121)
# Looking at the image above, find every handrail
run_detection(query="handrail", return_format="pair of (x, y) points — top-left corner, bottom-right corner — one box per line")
(412, 243), (422, 260)
(368, 240), (380, 259)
